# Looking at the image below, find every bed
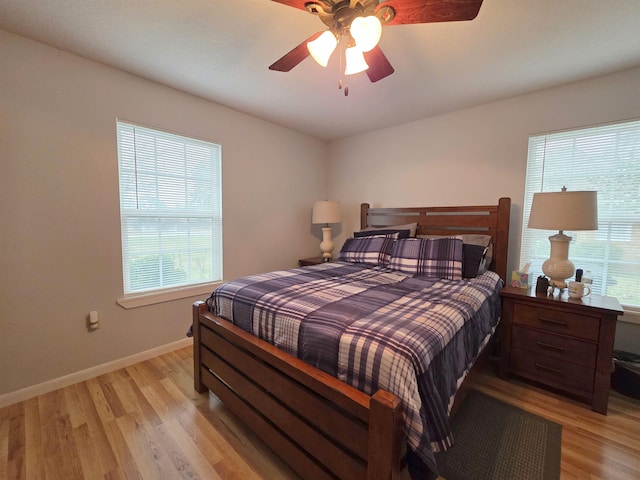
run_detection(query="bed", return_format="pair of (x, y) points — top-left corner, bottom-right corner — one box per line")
(193, 198), (511, 480)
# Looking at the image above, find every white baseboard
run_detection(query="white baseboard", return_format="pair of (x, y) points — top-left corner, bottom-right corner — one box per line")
(0, 337), (193, 409)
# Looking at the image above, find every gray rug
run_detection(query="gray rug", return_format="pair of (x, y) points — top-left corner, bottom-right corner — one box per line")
(434, 389), (562, 480)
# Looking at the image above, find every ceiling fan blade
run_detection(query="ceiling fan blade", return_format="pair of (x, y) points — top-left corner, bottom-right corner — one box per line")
(384, 0), (483, 25)
(269, 32), (322, 72)
(363, 46), (394, 83)
(270, 0), (309, 11)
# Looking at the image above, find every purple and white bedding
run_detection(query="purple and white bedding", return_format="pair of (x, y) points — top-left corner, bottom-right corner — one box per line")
(206, 261), (502, 474)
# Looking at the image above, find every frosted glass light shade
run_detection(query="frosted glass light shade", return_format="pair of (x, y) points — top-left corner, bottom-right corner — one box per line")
(350, 16), (382, 52)
(344, 46), (369, 75)
(307, 31), (338, 67)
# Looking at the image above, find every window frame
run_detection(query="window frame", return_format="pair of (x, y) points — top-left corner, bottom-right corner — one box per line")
(116, 119), (223, 307)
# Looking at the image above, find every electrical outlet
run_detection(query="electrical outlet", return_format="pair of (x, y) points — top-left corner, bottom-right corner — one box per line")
(88, 310), (100, 330)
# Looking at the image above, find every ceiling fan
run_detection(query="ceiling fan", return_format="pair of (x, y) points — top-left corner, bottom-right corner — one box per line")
(269, 0), (484, 86)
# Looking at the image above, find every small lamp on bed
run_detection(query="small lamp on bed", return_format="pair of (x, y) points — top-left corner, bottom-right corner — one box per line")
(312, 200), (342, 261)
(527, 187), (598, 290)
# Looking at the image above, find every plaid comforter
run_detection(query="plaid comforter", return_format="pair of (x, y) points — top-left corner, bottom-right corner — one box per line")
(206, 262), (502, 474)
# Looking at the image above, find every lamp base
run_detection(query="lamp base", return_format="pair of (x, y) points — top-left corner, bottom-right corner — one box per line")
(319, 227), (335, 261)
(541, 232), (575, 290)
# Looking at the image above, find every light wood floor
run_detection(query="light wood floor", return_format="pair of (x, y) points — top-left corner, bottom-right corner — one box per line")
(1, 346), (639, 479)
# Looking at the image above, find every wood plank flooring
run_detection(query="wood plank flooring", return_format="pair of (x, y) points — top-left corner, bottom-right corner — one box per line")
(1, 346), (639, 479)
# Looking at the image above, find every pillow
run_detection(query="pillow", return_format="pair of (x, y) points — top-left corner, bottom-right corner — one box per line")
(462, 243), (488, 278)
(417, 234), (493, 278)
(363, 222), (418, 237)
(354, 228), (410, 239)
(338, 234), (397, 267)
(460, 234), (493, 267)
(388, 237), (463, 280)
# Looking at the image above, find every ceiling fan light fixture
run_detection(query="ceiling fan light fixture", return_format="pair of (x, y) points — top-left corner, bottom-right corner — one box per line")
(269, 0), (482, 84)
(350, 15), (382, 52)
(344, 45), (369, 75)
(307, 31), (338, 67)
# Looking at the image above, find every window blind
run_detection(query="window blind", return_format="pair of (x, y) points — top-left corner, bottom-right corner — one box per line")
(117, 121), (222, 294)
(520, 119), (640, 309)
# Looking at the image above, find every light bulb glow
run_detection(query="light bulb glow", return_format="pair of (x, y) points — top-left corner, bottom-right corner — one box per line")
(344, 46), (369, 75)
(307, 31), (338, 67)
(350, 16), (382, 52)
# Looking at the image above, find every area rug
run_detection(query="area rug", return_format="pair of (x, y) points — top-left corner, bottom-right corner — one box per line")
(434, 389), (562, 480)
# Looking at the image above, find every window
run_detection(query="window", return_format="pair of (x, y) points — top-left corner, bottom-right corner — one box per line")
(117, 120), (222, 295)
(520, 119), (640, 311)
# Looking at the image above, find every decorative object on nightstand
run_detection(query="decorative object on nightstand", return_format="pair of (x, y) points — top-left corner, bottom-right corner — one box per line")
(499, 285), (623, 414)
(527, 186), (598, 289)
(312, 200), (341, 261)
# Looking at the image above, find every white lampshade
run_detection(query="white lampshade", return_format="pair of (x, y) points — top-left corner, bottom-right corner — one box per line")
(528, 190), (598, 231)
(528, 188), (598, 289)
(307, 31), (338, 67)
(344, 46), (369, 75)
(350, 16), (382, 53)
(312, 200), (341, 225)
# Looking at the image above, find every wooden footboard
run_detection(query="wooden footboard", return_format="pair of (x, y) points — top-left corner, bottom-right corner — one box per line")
(193, 301), (404, 480)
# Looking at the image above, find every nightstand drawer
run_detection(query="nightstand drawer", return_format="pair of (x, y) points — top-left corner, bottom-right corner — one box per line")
(510, 349), (595, 393)
(513, 303), (600, 341)
(512, 326), (597, 368)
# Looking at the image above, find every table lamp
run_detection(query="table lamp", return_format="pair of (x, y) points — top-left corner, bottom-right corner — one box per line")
(527, 187), (598, 289)
(312, 200), (342, 261)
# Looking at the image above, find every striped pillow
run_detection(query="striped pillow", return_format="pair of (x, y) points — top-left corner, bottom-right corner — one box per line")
(388, 237), (463, 280)
(339, 234), (397, 267)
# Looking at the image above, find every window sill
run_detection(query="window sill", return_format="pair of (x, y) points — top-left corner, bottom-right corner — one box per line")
(117, 282), (221, 309)
(620, 308), (640, 325)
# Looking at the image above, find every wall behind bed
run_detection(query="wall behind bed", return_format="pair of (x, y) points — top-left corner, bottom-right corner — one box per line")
(0, 30), (327, 398)
(327, 66), (640, 354)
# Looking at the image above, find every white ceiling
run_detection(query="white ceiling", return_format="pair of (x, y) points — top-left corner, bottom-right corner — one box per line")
(1, 0), (640, 141)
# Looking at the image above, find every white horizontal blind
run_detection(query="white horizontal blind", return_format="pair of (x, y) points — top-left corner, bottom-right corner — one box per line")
(117, 121), (222, 294)
(520, 119), (640, 309)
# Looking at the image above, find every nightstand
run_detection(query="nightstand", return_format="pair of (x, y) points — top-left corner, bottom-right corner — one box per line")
(298, 256), (332, 267)
(499, 285), (623, 414)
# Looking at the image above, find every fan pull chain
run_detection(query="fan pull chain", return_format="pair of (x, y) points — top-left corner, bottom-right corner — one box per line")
(338, 79), (349, 96)
(339, 76), (351, 96)
(338, 40), (345, 94)
(337, 34), (349, 96)
(338, 55), (349, 97)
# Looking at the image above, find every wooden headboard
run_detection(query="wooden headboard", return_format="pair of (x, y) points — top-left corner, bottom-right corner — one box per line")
(360, 197), (511, 281)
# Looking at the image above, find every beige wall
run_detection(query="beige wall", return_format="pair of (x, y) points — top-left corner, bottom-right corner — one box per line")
(327, 66), (640, 353)
(0, 30), (327, 396)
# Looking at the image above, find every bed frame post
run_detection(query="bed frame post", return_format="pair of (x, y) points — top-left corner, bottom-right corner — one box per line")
(361, 203), (370, 231)
(193, 301), (207, 393)
(495, 197), (511, 282)
(368, 390), (403, 480)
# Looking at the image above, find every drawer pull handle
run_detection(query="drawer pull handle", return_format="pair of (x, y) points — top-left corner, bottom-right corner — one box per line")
(539, 317), (568, 326)
(536, 341), (566, 352)
(535, 362), (563, 375)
